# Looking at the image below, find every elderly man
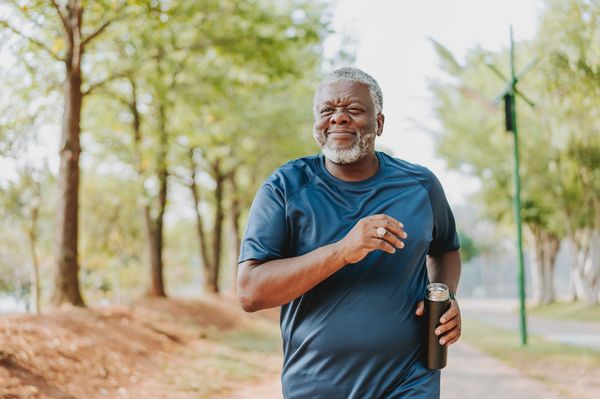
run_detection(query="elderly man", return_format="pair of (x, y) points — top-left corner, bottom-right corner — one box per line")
(237, 67), (461, 398)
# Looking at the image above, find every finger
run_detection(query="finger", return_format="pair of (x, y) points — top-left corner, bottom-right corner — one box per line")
(440, 304), (459, 324)
(373, 228), (405, 249)
(415, 300), (424, 316)
(368, 214), (404, 230)
(439, 328), (461, 346)
(374, 238), (396, 254)
(374, 220), (407, 241)
(444, 334), (461, 346)
(383, 231), (405, 249)
(435, 318), (458, 336)
(372, 224), (406, 249)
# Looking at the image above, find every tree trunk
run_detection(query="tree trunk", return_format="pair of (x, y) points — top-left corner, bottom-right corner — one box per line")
(188, 148), (213, 291)
(145, 205), (166, 296)
(126, 78), (167, 297)
(48, 0), (122, 306)
(27, 207), (41, 315)
(571, 228), (600, 304)
(51, 20), (85, 306)
(205, 158), (225, 294)
(528, 225), (559, 305)
(146, 103), (168, 297)
(228, 171), (242, 295)
(541, 231), (560, 304)
(528, 226), (543, 304)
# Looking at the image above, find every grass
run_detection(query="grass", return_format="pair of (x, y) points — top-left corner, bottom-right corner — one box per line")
(163, 318), (283, 398)
(461, 318), (600, 398)
(205, 316), (282, 354)
(462, 318), (600, 365)
(528, 301), (600, 323)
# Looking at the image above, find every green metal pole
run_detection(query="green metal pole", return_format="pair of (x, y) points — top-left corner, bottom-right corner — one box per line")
(509, 26), (528, 346)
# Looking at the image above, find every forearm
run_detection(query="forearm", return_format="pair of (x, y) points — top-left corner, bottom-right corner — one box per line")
(426, 249), (461, 293)
(237, 242), (348, 312)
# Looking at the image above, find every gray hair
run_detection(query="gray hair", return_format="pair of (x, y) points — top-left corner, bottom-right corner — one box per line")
(314, 67), (383, 114)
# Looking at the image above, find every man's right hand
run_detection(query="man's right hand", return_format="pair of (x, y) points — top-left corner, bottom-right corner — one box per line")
(238, 214), (407, 312)
(337, 214), (407, 264)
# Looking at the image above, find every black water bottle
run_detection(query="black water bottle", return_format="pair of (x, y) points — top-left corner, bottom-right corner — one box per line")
(423, 283), (451, 370)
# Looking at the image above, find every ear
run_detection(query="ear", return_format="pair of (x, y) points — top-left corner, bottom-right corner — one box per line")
(376, 113), (385, 136)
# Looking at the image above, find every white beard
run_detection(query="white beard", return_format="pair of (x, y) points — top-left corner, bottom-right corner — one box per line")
(313, 128), (376, 164)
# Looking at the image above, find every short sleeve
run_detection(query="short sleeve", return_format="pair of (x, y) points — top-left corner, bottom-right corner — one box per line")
(238, 182), (288, 263)
(426, 171), (460, 256)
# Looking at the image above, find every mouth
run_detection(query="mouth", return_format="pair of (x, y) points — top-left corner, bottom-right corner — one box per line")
(327, 130), (356, 138)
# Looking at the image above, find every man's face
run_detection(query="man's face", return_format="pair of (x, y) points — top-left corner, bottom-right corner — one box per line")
(313, 81), (384, 164)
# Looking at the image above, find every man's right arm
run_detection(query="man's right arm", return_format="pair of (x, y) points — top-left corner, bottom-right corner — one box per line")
(237, 242), (347, 312)
(237, 214), (406, 312)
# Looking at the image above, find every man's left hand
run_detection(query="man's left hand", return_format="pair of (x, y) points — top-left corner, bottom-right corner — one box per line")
(415, 299), (461, 346)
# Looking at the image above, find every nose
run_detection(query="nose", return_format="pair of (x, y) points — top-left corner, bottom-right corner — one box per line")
(330, 110), (350, 125)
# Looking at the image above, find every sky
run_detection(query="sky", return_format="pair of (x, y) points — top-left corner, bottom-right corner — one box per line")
(325, 0), (544, 205)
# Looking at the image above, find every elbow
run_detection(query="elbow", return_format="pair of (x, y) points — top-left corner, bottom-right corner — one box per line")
(238, 287), (260, 313)
(236, 266), (261, 313)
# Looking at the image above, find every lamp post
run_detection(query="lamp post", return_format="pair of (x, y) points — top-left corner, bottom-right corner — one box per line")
(485, 26), (537, 346)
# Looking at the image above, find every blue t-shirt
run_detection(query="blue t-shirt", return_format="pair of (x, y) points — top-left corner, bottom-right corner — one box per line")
(239, 151), (460, 398)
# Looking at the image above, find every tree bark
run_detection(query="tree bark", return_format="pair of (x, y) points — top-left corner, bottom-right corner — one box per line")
(126, 77), (167, 297)
(27, 206), (41, 315)
(50, 0), (118, 306)
(571, 228), (600, 304)
(188, 148), (213, 290)
(146, 102), (168, 297)
(228, 170), (242, 295)
(541, 232), (560, 304)
(145, 205), (166, 297)
(205, 158), (225, 294)
(528, 225), (560, 305)
(51, 2), (85, 305)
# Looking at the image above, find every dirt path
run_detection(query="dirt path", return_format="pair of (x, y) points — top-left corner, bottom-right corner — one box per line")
(216, 374), (282, 399)
(0, 297), (283, 399)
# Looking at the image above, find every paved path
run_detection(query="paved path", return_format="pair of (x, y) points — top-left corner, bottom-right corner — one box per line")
(442, 342), (565, 399)
(220, 341), (565, 398)
(460, 298), (600, 350)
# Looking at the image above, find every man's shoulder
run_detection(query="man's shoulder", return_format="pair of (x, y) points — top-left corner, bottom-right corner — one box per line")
(381, 152), (448, 205)
(380, 151), (437, 182)
(262, 154), (321, 198)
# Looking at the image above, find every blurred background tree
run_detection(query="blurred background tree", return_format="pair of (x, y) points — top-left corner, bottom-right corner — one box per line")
(1, 0), (598, 311)
(0, 0), (330, 309)
(429, 0), (599, 304)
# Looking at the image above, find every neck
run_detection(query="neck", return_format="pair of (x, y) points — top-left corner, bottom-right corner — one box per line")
(324, 151), (379, 182)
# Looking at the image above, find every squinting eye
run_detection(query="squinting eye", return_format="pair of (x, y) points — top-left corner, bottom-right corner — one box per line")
(320, 108), (333, 115)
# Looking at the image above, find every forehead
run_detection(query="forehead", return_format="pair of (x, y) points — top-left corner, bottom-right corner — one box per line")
(315, 81), (372, 106)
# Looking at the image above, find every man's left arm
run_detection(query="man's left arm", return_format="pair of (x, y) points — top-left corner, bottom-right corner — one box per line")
(416, 249), (462, 346)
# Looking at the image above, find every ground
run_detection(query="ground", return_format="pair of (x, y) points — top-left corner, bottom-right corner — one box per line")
(1, 297), (599, 399)
(0, 295), (282, 399)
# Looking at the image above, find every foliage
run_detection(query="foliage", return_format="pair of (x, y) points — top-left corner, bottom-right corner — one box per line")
(79, 173), (146, 303)
(458, 231), (480, 263)
(429, 0), (600, 303)
(0, 0), (332, 303)
(0, 166), (54, 305)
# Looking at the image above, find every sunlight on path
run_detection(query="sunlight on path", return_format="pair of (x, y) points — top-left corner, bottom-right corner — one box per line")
(442, 342), (565, 399)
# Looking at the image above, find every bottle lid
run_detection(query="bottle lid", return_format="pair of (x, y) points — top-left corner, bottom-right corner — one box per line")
(426, 283), (449, 301)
